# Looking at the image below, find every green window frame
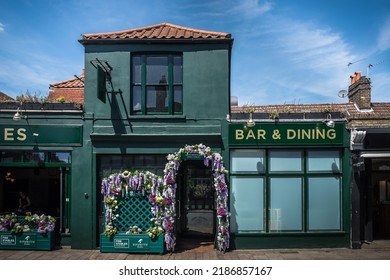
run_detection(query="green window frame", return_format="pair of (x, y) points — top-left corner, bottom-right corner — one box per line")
(0, 151), (72, 166)
(131, 54), (183, 115)
(230, 148), (342, 234)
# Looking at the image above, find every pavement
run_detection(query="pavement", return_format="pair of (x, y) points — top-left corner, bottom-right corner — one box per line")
(1, 239), (390, 260)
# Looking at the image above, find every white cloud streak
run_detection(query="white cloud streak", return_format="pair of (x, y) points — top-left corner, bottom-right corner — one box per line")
(377, 17), (390, 51)
(231, 14), (359, 104)
(228, 0), (272, 18)
(0, 22), (4, 32)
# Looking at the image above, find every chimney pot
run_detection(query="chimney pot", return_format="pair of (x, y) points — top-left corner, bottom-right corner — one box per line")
(355, 71), (361, 81)
(350, 75), (356, 85)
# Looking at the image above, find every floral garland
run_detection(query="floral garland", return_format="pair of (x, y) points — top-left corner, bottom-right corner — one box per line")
(163, 143), (230, 252)
(101, 170), (167, 239)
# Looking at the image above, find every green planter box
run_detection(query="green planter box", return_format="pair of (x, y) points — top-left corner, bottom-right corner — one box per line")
(100, 233), (164, 254)
(0, 231), (55, 251)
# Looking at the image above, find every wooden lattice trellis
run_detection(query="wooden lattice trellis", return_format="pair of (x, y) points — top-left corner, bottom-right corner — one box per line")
(113, 193), (153, 232)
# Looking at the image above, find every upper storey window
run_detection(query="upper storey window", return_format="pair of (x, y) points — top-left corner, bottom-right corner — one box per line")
(131, 54), (183, 115)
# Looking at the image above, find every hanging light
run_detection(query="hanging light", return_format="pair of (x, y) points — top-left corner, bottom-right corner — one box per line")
(246, 112), (255, 128)
(13, 108), (22, 121)
(323, 113), (335, 128)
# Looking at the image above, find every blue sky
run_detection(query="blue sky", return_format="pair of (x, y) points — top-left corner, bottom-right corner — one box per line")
(0, 0), (390, 105)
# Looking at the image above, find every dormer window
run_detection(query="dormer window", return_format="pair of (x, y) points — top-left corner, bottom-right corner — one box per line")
(131, 54), (183, 115)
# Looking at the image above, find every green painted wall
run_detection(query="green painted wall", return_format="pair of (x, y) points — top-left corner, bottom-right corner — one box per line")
(83, 44), (230, 121)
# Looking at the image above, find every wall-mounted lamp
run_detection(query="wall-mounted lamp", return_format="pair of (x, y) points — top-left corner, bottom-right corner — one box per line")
(323, 113), (335, 128)
(246, 112), (256, 128)
(13, 107), (24, 121)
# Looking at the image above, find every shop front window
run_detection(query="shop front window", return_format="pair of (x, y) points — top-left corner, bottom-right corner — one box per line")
(230, 177), (264, 232)
(307, 150), (341, 172)
(231, 149), (265, 173)
(230, 148), (343, 234)
(24, 152), (45, 163)
(308, 177), (341, 230)
(269, 177), (302, 231)
(131, 54), (183, 115)
(0, 151), (22, 162)
(48, 152), (71, 163)
(269, 150), (303, 172)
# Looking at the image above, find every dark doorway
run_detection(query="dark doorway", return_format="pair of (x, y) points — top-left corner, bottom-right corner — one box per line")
(360, 157), (390, 242)
(176, 161), (215, 251)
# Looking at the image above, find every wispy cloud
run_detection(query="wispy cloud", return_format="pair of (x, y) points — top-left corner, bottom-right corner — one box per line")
(228, 0), (272, 18)
(270, 19), (354, 71)
(232, 15), (358, 104)
(0, 22), (4, 32)
(377, 17), (390, 51)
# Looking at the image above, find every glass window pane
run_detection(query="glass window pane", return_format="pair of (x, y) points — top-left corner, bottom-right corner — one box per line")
(231, 149), (265, 173)
(132, 86), (142, 113)
(146, 86), (168, 113)
(307, 150), (341, 172)
(230, 177), (264, 232)
(0, 151), (22, 162)
(308, 177), (341, 230)
(146, 56), (168, 84)
(269, 150), (303, 172)
(173, 55), (182, 84)
(48, 152), (71, 163)
(173, 86), (182, 113)
(132, 55), (142, 84)
(24, 152), (45, 163)
(269, 177), (302, 231)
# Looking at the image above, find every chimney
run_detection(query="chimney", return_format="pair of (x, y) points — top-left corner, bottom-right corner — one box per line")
(348, 71), (371, 110)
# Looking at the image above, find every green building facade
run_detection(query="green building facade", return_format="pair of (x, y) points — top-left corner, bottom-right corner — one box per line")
(74, 23), (233, 249)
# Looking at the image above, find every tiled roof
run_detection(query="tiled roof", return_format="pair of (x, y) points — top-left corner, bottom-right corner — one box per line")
(50, 71), (84, 88)
(0, 91), (14, 102)
(232, 102), (390, 117)
(81, 22), (232, 40)
(231, 103), (350, 114)
(232, 102), (390, 128)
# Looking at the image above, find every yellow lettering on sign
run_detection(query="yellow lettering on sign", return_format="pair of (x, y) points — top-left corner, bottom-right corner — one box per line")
(257, 129), (266, 140)
(236, 129), (244, 140)
(246, 129), (256, 140)
(287, 129), (296, 139)
(4, 128), (14, 141)
(17, 128), (27, 141)
(327, 129), (336, 140)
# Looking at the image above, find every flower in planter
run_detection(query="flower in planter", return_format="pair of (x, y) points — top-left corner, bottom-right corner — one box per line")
(126, 225), (142, 235)
(25, 213), (56, 234)
(147, 226), (164, 239)
(10, 223), (24, 235)
(104, 224), (118, 238)
(0, 213), (17, 231)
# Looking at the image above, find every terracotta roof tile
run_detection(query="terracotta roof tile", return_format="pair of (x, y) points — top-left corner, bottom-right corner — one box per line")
(81, 22), (231, 40)
(50, 71), (84, 88)
(0, 91), (14, 102)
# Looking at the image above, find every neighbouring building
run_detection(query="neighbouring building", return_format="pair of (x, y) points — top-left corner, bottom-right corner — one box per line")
(48, 70), (85, 105)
